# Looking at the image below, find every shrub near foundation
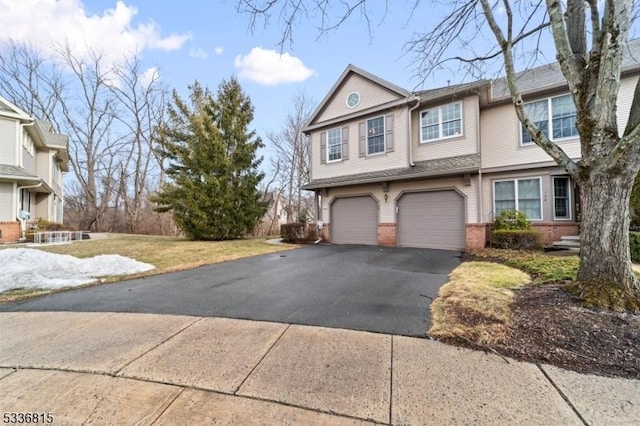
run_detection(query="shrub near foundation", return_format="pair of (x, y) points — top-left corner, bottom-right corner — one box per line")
(491, 210), (543, 250)
(492, 229), (543, 250)
(280, 223), (318, 243)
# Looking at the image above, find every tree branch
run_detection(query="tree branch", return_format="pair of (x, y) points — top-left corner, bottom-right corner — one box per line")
(479, 0), (579, 177)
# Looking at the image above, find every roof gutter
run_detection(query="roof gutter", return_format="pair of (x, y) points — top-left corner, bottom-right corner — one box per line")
(18, 120), (35, 167)
(407, 95), (421, 167)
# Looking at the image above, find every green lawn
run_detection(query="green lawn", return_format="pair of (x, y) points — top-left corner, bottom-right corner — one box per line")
(0, 234), (296, 302)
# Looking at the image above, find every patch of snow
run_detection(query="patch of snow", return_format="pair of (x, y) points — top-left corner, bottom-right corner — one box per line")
(0, 248), (155, 292)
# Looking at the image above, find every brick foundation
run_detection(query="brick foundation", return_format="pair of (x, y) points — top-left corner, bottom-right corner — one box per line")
(465, 224), (489, 250)
(377, 223), (396, 246)
(0, 221), (20, 243)
(468, 222), (580, 248)
(531, 222), (579, 245)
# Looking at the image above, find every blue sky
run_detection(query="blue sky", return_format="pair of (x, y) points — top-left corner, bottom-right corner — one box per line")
(0, 0), (567, 170)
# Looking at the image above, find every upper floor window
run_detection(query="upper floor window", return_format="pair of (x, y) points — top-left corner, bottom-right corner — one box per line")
(521, 94), (578, 145)
(23, 133), (35, 156)
(367, 116), (385, 155)
(52, 161), (60, 184)
(420, 102), (462, 142)
(327, 127), (342, 162)
(494, 177), (542, 220)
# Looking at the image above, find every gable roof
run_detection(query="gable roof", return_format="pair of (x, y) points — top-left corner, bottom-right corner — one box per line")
(0, 94), (32, 121)
(306, 64), (410, 127)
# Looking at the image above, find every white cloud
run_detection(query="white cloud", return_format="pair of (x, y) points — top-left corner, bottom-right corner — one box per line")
(214, 46), (224, 55)
(0, 0), (191, 65)
(234, 47), (315, 85)
(189, 47), (209, 60)
(140, 66), (159, 86)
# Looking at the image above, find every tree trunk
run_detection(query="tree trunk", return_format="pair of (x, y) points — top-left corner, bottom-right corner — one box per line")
(575, 168), (640, 310)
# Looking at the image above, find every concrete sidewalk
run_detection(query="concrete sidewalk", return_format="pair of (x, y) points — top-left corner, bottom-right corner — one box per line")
(0, 312), (638, 425)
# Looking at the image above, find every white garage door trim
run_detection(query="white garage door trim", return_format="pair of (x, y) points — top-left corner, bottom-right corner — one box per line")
(396, 189), (465, 250)
(330, 195), (378, 245)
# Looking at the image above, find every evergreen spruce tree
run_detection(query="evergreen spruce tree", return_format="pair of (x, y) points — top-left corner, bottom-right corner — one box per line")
(153, 79), (267, 240)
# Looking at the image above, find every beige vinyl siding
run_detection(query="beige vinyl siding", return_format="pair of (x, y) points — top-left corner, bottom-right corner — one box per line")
(36, 151), (51, 185)
(35, 193), (50, 221)
(480, 102), (581, 169)
(617, 75), (639, 135)
(480, 167), (574, 223)
(22, 146), (36, 175)
(481, 75), (638, 170)
(315, 74), (403, 123)
(413, 95), (479, 162)
(0, 182), (15, 221)
(311, 108), (409, 180)
(321, 176), (478, 225)
(0, 118), (17, 165)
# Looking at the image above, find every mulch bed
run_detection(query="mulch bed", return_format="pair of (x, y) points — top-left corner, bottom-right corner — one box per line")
(445, 253), (640, 380)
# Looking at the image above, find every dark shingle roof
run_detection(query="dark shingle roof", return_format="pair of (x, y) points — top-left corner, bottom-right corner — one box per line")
(491, 38), (640, 100)
(302, 153), (480, 190)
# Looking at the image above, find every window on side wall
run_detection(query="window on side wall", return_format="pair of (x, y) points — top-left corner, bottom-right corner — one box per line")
(367, 116), (385, 155)
(493, 178), (542, 220)
(521, 94), (578, 145)
(327, 127), (342, 162)
(420, 102), (462, 142)
(553, 176), (571, 220)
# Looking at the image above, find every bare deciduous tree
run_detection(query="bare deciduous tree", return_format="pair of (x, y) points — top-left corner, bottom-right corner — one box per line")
(0, 41), (172, 234)
(239, 0), (640, 308)
(266, 92), (315, 223)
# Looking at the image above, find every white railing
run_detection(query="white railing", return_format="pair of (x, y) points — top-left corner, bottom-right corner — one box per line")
(33, 231), (84, 244)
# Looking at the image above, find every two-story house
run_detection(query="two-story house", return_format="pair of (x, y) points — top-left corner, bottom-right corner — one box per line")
(0, 95), (69, 243)
(303, 41), (639, 250)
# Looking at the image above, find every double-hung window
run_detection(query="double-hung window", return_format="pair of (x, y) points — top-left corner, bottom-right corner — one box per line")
(553, 176), (572, 220)
(521, 94), (578, 144)
(493, 178), (542, 220)
(367, 116), (385, 155)
(327, 127), (342, 162)
(420, 102), (462, 142)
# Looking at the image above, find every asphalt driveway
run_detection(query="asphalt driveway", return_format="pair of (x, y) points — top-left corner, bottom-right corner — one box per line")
(0, 245), (460, 336)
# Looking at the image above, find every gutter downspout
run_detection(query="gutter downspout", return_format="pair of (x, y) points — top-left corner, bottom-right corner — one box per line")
(19, 121), (35, 168)
(16, 181), (43, 240)
(407, 95), (421, 167)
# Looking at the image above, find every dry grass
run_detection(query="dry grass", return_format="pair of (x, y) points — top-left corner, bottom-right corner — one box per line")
(429, 261), (531, 345)
(0, 234), (296, 302)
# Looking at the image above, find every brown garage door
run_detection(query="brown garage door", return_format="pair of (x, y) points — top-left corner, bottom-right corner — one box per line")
(331, 196), (378, 245)
(397, 190), (465, 250)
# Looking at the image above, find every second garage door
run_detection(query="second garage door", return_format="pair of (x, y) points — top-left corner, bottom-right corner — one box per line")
(331, 196), (378, 245)
(397, 190), (465, 250)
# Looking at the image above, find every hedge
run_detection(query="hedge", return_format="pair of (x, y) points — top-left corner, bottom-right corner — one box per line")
(491, 229), (543, 251)
(280, 223), (319, 243)
(630, 232), (640, 262)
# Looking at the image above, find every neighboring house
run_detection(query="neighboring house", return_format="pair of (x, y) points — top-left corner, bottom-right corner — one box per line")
(302, 41), (640, 250)
(259, 190), (289, 235)
(0, 95), (69, 243)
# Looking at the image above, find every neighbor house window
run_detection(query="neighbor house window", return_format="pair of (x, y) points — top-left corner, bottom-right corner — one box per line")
(420, 102), (462, 142)
(493, 178), (542, 220)
(327, 127), (342, 162)
(367, 116), (385, 155)
(553, 176), (571, 220)
(521, 94), (578, 144)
